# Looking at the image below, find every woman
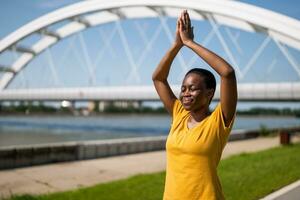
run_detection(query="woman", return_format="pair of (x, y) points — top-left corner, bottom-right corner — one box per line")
(152, 10), (237, 200)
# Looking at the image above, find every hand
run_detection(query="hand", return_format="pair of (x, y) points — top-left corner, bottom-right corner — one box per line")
(179, 10), (194, 45)
(174, 17), (183, 48)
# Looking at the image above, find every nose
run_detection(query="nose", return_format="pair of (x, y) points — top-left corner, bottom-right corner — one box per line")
(182, 89), (191, 96)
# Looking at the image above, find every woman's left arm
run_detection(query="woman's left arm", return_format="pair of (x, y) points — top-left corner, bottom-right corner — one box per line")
(179, 10), (237, 126)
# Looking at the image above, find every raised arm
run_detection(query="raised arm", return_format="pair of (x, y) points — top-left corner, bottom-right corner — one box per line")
(179, 10), (237, 126)
(152, 17), (183, 115)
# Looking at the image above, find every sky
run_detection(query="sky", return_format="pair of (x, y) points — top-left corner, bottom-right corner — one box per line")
(0, 0), (300, 39)
(0, 0), (300, 109)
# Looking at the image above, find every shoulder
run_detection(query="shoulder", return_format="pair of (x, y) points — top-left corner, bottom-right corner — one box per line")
(210, 103), (236, 133)
(172, 99), (188, 121)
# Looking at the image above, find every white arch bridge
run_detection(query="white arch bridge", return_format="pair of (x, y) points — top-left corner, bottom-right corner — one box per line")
(0, 0), (300, 101)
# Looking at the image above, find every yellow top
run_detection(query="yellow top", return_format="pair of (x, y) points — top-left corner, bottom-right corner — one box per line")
(163, 100), (235, 200)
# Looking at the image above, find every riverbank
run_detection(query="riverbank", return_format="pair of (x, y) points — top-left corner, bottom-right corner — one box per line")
(1, 111), (299, 118)
(1, 126), (299, 170)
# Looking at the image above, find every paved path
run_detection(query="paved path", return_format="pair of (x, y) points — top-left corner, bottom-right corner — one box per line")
(0, 135), (299, 199)
(262, 179), (300, 200)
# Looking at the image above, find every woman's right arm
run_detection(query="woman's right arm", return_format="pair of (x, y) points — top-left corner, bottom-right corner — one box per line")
(152, 43), (180, 115)
(152, 17), (183, 115)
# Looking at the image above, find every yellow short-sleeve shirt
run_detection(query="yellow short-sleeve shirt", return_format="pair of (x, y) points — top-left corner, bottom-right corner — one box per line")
(163, 100), (235, 200)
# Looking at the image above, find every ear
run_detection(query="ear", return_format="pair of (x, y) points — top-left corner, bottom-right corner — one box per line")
(207, 89), (215, 100)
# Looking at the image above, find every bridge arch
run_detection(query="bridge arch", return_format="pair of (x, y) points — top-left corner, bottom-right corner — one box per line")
(0, 0), (300, 89)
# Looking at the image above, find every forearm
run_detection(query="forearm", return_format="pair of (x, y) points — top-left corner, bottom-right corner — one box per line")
(152, 43), (182, 81)
(185, 40), (235, 77)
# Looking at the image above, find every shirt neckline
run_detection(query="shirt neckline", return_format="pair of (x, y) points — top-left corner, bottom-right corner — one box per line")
(185, 113), (210, 131)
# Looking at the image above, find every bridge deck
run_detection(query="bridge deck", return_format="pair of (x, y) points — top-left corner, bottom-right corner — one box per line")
(0, 82), (299, 101)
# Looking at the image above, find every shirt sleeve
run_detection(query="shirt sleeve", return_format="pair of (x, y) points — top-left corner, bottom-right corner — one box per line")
(172, 99), (185, 122)
(211, 103), (236, 136)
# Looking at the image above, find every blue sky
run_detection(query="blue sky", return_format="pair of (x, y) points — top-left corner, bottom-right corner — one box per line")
(0, 0), (300, 109)
(0, 0), (300, 38)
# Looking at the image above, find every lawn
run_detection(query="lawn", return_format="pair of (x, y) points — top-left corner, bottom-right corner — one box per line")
(6, 142), (300, 200)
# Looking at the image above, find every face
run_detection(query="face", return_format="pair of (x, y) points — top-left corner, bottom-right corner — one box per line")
(179, 73), (213, 111)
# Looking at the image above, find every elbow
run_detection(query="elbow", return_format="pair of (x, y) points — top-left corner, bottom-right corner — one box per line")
(222, 67), (235, 78)
(152, 73), (164, 82)
(152, 75), (167, 85)
(152, 74), (158, 82)
(152, 73), (156, 81)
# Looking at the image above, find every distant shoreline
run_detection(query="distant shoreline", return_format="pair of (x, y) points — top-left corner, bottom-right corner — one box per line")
(0, 112), (299, 118)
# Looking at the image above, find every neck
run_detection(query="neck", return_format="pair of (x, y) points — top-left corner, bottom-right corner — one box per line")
(189, 106), (210, 122)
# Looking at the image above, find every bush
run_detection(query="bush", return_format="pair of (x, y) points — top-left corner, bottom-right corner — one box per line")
(259, 125), (271, 136)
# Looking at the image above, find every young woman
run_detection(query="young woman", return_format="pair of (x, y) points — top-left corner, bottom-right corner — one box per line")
(152, 10), (237, 200)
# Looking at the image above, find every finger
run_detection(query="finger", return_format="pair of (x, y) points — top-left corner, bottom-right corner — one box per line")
(177, 13), (181, 23)
(191, 26), (194, 34)
(186, 11), (191, 26)
(184, 10), (188, 26)
(177, 18), (180, 26)
(185, 11), (191, 31)
(183, 10), (191, 30)
(180, 16), (186, 30)
(179, 18), (184, 31)
(181, 10), (185, 22)
(191, 26), (194, 39)
(185, 10), (190, 18)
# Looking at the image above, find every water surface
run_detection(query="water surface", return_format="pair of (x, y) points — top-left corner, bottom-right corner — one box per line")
(0, 115), (299, 147)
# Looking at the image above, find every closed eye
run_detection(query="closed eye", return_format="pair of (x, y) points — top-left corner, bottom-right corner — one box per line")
(181, 86), (202, 93)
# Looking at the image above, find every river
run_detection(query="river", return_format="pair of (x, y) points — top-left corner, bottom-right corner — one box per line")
(0, 115), (299, 147)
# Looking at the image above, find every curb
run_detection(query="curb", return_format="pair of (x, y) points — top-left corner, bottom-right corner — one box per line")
(261, 179), (300, 200)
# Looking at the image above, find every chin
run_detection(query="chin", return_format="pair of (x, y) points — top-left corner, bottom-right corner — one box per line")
(182, 104), (193, 111)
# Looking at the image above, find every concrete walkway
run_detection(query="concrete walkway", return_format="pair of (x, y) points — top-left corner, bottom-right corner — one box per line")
(0, 135), (299, 199)
(261, 179), (300, 200)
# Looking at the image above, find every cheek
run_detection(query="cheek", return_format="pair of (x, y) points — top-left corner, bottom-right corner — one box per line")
(193, 92), (207, 102)
(179, 92), (183, 99)
(192, 91), (201, 97)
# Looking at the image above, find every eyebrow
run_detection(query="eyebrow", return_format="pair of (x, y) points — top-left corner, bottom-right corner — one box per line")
(181, 83), (201, 87)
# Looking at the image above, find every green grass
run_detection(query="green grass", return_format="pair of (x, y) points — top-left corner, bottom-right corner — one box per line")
(220, 142), (300, 200)
(6, 143), (300, 200)
(7, 172), (166, 200)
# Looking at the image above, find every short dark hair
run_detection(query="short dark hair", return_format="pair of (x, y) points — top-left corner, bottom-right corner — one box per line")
(185, 68), (216, 103)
